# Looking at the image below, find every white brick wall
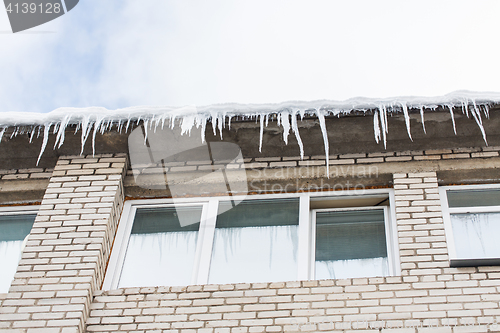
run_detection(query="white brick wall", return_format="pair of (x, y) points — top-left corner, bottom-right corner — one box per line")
(84, 172), (500, 333)
(0, 154), (127, 333)
(2, 156), (500, 333)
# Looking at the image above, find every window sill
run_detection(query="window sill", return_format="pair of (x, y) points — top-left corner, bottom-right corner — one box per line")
(450, 258), (500, 267)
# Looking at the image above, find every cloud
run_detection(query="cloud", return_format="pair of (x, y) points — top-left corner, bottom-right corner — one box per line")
(0, 0), (499, 113)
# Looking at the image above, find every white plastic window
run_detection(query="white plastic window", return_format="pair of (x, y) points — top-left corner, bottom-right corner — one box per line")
(104, 190), (399, 289)
(0, 207), (37, 293)
(440, 185), (500, 266)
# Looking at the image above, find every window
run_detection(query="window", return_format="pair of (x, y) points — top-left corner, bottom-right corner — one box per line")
(440, 184), (500, 266)
(104, 190), (399, 289)
(312, 207), (389, 280)
(0, 207), (37, 293)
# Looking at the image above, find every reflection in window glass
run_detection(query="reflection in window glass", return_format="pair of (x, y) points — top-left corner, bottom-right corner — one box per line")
(119, 206), (202, 288)
(208, 198), (299, 284)
(315, 209), (388, 280)
(0, 214), (36, 293)
(451, 212), (500, 259)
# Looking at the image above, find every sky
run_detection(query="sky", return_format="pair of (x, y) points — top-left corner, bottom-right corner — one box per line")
(0, 0), (499, 114)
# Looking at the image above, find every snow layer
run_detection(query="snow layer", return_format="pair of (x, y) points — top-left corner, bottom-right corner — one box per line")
(0, 90), (499, 168)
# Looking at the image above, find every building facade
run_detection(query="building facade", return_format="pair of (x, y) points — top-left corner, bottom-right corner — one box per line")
(0, 107), (500, 332)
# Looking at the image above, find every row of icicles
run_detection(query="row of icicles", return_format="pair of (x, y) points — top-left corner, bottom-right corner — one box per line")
(0, 100), (492, 177)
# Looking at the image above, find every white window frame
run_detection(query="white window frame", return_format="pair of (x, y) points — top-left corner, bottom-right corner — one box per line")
(0, 206), (39, 293)
(440, 184), (500, 267)
(103, 189), (400, 290)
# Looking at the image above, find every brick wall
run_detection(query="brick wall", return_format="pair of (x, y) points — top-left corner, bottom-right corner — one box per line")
(85, 172), (500, 332)
(2, 156), (500, 332)
(127, 146), (500, 175)
(0, 154), (127, 333)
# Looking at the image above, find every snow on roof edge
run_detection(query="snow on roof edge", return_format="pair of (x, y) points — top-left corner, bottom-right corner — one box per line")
(0, 90), (498, 175)
(0, 90), (499, 127)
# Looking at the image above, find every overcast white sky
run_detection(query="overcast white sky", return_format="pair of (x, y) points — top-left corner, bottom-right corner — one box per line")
(0, 0), (499, 113)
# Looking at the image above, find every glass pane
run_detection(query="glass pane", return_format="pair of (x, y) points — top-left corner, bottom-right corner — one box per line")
(451, 212), (500, 259)
(208, 198), (299, 284)
(315, 209), (389, 280)
(447, 189), (500, 208)
(119, 206), (202, 288)
(0, 214), (36, 293)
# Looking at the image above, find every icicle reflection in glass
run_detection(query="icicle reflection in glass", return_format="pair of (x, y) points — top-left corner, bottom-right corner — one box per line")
(118, 206), (202, 288)
(0, 214), (36, 293)
(208, 198), (299, 284)
(315, 209), (389, 280)
(451, 213), (500, 259)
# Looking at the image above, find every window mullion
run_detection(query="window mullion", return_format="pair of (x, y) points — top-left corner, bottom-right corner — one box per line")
(103, 203), (136, 290)
(382, 206), (394, 276)
(195, 199), (219, 285)
(310, 210), (317, 280)
(297, 194), (311, 280)
(439, 187), (458, 262)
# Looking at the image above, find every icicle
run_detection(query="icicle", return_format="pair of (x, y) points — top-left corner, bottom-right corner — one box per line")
(448, 105), (457, 135)
(316, 109), (330, 178)
(281, 111), (290, 145)
(463, 100), (469, 118)
(143, 119), (150, 144)
(299, 108), (305, 120)
(0, 127), (5, 145)
(290, 112), (304, 159)
(212, 116), (217, 137)
(80, 116), (94, 155)
(180, 116), (195, 136)
(400, 102), (413, 141)
(259, 113), (265, 153)
(217, 115), (224, 140)
(484, 104), (490, 119)
(125, 118), (131, 133)
(470, 99), (488, 144)
(29, 128), (36, 143)
(472, 99), (483, 126)
(54, 115), (71, 149)
(92, 116), (105, 156)
(378, 105), (388, 149)
(154, 118), (161, 132)
(373, 110), (381, 144)
(200, 117), (207, 144)
(169, 115), (176, 130)
(419, 106), (426, 134)
(36, 123), (51, 165)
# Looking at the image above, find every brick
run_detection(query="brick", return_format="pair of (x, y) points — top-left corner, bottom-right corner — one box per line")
(471, 152), (498, 158)
(386, 156), (413, 162)
(442, 153), (470, 159)
(357, 157), (384, 163)
(328, 158), (355, 165)
(242, 163), (268, 169)
(414, 155), (442, 160)
(298, 160), (325, 166)
(339, 153), (365, 158)
(269, 161), (297, 168)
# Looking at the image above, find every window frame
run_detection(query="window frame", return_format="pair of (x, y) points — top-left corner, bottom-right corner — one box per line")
(103, 189), (400, 290)
(440, 184), (500, 267)
(0, 205), (38, 293)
